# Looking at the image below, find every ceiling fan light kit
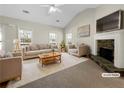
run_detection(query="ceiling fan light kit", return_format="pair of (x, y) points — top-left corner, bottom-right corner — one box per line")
(49, 6), (57, 13)
(40, 4), (63, 14)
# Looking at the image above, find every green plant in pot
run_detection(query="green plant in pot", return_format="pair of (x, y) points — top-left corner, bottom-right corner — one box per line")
(60, 40), (66, 52)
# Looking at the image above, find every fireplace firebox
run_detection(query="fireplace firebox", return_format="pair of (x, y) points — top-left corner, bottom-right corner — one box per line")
(97, 39), (114, 63)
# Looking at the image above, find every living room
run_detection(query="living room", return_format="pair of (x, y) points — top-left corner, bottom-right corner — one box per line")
(0, 3), (124, 89)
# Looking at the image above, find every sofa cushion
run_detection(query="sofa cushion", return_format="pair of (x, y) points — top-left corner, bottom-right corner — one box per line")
(29, 44), (39, 51)
(25, 49), (52, 56)
(68, 49), (78, 54)
(38, 44), (51, 49)
(25, 51), (40, 56)
(39, 49), (52, 53)
(0, 50), (5, 58)
(0, 52), (13, 59)
(5, 52), (13, 57)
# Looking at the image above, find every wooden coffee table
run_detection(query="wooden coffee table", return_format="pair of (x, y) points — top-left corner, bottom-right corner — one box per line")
(38, 52), (61, 67)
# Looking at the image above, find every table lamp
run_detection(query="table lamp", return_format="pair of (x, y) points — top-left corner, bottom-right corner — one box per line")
(13, 39), (20, 52)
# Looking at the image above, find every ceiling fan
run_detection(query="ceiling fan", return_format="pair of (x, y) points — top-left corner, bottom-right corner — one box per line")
(40, 4), (63, 14)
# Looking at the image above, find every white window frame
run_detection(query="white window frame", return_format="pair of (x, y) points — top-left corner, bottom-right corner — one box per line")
(18, 28), (32, 45)
(66, 33), (72, 44)
(49, 33), (57, 44)
(0, 24), (2, 50)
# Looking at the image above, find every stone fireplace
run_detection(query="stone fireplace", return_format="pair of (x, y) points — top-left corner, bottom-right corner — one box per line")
(94, 31), (124, 68)
(97, 39), (114, 63)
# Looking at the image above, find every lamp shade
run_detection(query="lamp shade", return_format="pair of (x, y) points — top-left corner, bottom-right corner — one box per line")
(13, 39), (20, 51)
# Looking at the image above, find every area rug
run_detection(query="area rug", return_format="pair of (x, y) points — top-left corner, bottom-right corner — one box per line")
(20, 60), (124, 88)
(7, 53), (88, 87)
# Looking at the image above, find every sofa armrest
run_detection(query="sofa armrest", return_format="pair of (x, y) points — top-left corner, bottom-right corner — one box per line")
(77, 45), (90, 57)
(0, 56), (22, 61)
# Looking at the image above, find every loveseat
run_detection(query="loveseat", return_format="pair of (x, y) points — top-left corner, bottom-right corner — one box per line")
(22, 44), (59, 60)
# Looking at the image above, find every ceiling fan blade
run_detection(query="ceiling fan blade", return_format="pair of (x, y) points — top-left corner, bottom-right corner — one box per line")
(40, 4), (63, 15)
(48, 7), (53, 14)
(48, 7), (62, 15)
(56, 8), (62, 13)
(48, 9), (51, 14)
(40, 4), (64, 7)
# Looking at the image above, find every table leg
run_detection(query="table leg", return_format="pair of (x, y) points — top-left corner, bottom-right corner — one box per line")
(42, 59), (44, 67)
(60, 56), (61, 63)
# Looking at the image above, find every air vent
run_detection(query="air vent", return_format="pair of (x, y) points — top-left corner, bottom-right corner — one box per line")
(22, 10), (30, 14)
(56, 20), (60, 22)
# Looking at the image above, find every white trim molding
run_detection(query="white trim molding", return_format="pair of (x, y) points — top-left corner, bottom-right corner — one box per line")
(94, 30), (124, 68)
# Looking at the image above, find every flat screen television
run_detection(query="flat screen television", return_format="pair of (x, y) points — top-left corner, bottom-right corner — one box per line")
(96, 10), (124, 33)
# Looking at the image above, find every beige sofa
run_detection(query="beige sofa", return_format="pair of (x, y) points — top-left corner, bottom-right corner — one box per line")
(0, 57), (22, 83)
(22, 44), (59, 60)
(68, 43), (90, 57)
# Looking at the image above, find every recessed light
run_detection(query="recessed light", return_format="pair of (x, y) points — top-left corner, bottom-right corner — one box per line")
(22, 10), (30, 14)
(56, 20), (60, 22)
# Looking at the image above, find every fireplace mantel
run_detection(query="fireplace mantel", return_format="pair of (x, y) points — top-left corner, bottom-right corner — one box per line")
(93, 30), (124, 68)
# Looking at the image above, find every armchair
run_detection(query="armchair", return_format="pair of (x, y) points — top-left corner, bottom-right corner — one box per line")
(0, 57), (22, 83)
(68, 43), (90, 57)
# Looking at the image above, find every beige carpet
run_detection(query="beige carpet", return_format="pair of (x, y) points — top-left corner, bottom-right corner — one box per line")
(7, 53), (88, 88)
(21, 60), (124, 88)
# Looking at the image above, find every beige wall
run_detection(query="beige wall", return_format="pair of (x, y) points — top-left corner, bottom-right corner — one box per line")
(65, 4), (124, 54)
(0, 16), (64, 53)
(65, 8), (96, 54)
(95, 4), (124, 20)
(1, 4), (124, 54)
(65, 4), (124, 68)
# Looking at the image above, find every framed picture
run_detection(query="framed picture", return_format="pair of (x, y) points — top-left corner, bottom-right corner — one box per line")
(78, 24), (90, 37)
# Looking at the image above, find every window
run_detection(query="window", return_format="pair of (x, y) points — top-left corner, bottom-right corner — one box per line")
(0, 25), (2, 50)
(18, 29), (32, 45)
(66, 33), (72, 44)
(49, 33), (57, 44)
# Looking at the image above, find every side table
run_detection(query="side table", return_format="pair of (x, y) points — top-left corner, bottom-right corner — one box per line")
(12, 49), (22, 57)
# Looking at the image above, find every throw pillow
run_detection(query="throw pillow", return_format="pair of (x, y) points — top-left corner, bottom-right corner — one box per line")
(0, 50), (5, 58)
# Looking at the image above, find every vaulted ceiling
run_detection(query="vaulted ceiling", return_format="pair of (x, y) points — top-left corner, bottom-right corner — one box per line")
(0, 4), (99, 28)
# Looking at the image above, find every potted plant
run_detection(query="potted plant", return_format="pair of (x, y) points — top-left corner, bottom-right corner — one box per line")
(60, 40), (66, 52)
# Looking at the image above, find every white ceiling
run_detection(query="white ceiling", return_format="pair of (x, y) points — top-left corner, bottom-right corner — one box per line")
(0, 4), (99, 28)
